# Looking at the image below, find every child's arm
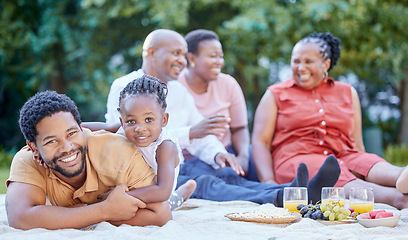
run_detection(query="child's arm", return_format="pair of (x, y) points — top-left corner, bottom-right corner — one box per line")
(109, 201), (172, 227)
(126, 140), (179, 203)
(81, 122), (121, 133)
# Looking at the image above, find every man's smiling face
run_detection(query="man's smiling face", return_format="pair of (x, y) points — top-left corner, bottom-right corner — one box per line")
(29, 111), (87, 180)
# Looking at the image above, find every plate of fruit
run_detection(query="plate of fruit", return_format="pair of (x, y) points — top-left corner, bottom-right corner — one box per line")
(297, 201), (358, 225)
(357, 210), (401, 228)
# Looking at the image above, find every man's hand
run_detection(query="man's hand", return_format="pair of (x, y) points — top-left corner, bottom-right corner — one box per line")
(235, 155), (249, 174)
(102, 184), (146, 221)
(215, 153), (245, 176)
(189, 114), (231, 140)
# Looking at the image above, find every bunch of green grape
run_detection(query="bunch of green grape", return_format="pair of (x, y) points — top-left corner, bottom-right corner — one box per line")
(297, 201), (352, 221)
(320, 202), (351, 221)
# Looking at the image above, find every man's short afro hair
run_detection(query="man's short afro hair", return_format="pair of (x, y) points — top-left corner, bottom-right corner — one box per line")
(18, 90), (81, 143)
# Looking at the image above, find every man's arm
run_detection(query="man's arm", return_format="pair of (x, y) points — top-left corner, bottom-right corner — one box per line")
(6, 182), (145, 230)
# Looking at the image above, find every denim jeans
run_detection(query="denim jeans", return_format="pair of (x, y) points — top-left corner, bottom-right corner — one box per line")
(177, 157), (290, 205)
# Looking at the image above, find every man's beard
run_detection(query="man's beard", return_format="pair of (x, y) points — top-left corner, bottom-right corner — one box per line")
(47, 146), (87, 178)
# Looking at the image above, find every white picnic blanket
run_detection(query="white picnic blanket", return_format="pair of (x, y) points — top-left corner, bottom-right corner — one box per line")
(0, 194), (407, 240)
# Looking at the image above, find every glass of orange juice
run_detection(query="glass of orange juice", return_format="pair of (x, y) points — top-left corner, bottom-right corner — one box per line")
(349, 187), (374, 214)
(321, 187), (346, 207)
(283, 187), (308, 213)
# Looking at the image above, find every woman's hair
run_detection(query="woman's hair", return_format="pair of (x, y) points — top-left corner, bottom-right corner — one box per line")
(185, 29), (219, 54)
(300, 32), (341, 71)
(118, 75), (168, 112)
(19, 90), (82, 143)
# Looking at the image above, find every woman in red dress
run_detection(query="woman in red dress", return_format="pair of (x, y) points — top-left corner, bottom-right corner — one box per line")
(252, 32), (408, 209)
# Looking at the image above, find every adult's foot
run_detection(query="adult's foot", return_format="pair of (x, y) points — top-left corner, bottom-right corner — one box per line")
(396, 166), (408, 194)
(277, 163), (309, 207)
(290, 162), (309, 188)
(308, 154), (341, 204)
(176, 179), (197, 202)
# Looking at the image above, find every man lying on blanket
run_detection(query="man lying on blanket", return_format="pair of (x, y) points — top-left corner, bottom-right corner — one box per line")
(5, 91), (171, 230)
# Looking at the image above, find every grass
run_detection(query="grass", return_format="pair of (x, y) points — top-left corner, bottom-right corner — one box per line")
(0, 168), (10, 194)
(383, 144), (408, 167)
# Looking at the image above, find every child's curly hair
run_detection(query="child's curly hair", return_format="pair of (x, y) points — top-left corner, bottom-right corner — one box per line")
(118, 74), (168, 112)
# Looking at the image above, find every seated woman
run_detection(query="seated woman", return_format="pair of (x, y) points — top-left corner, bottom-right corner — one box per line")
(251, 32), (408, 209)
(178, 29), (258, 181)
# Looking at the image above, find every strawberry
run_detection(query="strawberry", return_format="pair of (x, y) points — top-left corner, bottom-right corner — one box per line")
(375, 212), (394, 219)
(348, 208), (354, 214)
(369, 210), (386, 219)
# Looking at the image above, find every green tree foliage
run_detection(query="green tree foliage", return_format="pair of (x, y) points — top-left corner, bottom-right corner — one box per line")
(221, 0), (407, 142)
(1, 0), (408, 152)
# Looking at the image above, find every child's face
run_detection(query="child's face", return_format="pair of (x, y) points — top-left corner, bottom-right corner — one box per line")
(120, 95), (168, 148)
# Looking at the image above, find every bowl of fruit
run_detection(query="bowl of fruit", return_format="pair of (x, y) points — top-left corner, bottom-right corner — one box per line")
(357, 210), (401, 228)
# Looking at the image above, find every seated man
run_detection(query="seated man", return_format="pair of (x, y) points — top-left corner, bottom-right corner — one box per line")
(103, 29), (341, 206)
(6, 90), (171, 230)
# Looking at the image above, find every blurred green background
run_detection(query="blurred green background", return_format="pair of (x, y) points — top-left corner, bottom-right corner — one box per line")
(1, 0), (408, 193)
